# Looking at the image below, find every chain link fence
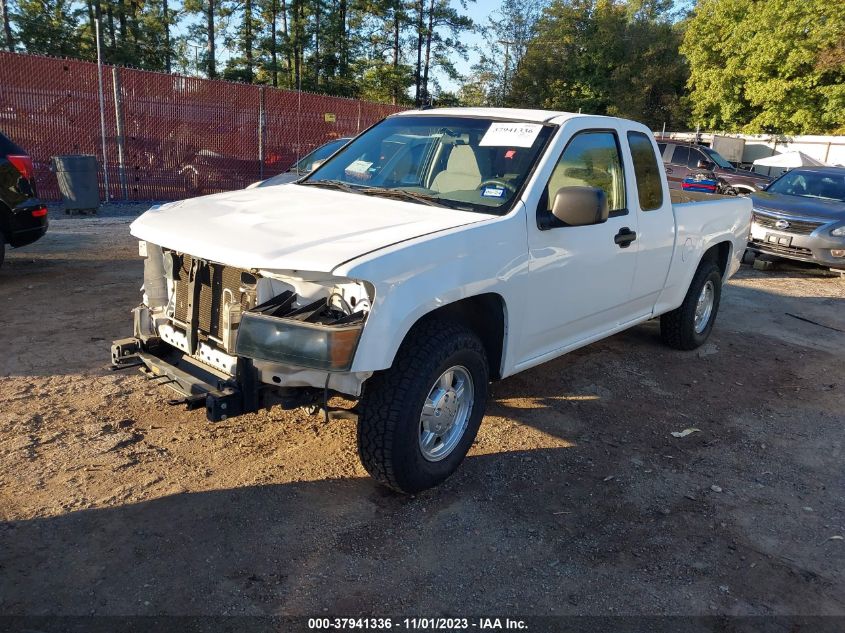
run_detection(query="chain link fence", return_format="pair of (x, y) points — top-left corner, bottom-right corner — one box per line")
(0, 52), (405, 201)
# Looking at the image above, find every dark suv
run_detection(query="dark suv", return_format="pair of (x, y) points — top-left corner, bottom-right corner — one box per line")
(656, 140), (771, 195)
(0, 132), (48, 267)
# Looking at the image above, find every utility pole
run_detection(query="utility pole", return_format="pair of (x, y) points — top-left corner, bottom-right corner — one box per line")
(187, 42), (203, 76)
(95, 15), (111, 201)
(163, 0), (171, 73)
(497, 39), (515, 107)
(296, 69), (301, 168)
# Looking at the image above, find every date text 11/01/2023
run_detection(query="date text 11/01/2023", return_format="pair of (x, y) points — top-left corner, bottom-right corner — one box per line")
(307, 617), (529, 629)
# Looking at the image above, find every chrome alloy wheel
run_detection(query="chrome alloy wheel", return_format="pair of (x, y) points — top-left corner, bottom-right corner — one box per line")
(419, 366), (474, 462)
(694, 280), (715, 334)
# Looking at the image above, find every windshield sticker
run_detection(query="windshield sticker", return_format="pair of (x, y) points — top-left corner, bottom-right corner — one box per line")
(481, 186), (506, 198)
(345, 159), (373, 175)
(480, 122), (543, 148)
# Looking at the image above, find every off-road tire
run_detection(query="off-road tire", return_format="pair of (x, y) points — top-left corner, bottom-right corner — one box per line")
(660, 261), (722, 350)
(357, 319), (489, 494)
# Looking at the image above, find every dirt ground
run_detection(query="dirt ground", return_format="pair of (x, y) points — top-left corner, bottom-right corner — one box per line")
(0, 209), (843, 617)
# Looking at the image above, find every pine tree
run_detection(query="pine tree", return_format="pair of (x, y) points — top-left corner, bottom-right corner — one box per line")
(413, 0), (473, 105)
(1, 0), (14, 51)
(184, 0), (228, 78)
(13, 0), (80, 57)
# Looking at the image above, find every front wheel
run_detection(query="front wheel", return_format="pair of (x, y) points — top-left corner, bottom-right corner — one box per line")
(357, 319), (489, 494)
(660, 261), (722, 350)
(742, 249), (756, 265)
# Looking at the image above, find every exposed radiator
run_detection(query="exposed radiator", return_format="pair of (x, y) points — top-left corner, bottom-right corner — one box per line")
(170, 253), (256, 341)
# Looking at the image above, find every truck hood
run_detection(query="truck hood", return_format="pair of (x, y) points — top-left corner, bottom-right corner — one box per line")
(130, 184), (492, 272)
(751, 191), (845, 222)
(720, 166), (771, 182)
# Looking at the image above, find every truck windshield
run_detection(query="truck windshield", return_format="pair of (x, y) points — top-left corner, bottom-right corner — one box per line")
(302, 115), (555, 214)
(701, 147), (733, 169)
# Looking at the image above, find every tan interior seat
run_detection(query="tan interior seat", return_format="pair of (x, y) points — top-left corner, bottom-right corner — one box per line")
(431, 145), (482, 193)
(546, 165), (591, 206)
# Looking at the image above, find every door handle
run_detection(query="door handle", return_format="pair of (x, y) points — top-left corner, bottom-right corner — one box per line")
(614, 227), (637, 248)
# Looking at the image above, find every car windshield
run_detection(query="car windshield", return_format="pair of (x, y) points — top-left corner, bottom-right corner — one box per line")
(766, 170), (845, 202)
(701, 147), (733, 169)
(302, 115), (555, 214)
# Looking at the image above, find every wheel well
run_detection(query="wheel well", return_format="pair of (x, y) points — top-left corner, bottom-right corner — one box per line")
(703, 241), (731, 277)
(416, 293), (506, 380)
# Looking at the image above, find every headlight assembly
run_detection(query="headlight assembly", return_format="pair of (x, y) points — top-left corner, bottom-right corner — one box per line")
(831, 226), (845, 237)
(234, 288), (367, 371)
(236, 312), (363, 371)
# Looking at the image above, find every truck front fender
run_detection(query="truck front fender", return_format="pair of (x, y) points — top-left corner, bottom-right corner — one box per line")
(334, 211), (529, 376)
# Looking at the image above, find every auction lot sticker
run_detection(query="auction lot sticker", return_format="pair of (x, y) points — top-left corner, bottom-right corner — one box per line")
(480, 122), (543, 147)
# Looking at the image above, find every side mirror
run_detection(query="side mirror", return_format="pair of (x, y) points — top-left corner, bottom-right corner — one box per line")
(309, 159), (325, 172)
(697, 159), (714, 170)
(550, 186), (609, 227)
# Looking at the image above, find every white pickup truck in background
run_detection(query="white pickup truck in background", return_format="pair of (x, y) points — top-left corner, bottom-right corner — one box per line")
(113, 108), (752, 493)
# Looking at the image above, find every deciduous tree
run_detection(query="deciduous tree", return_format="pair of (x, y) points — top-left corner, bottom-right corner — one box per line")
(681, 0), (845, 134)
(509, 0), (688, 129)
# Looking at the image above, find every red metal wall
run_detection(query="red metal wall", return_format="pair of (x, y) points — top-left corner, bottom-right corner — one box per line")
(0, 52), (404, 201)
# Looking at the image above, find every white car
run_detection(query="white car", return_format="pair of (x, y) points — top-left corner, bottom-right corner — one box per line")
(113, 108), (751, 493)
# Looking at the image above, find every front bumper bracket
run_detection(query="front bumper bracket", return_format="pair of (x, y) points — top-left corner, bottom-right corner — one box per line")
(110, 337), (258, 421)
(110, 337), (324, 422)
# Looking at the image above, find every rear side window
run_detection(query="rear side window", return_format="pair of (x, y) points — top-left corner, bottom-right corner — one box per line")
(670, 145), (689, 165)
(627, 132), (664, 211)
(657, 142), (667, 157)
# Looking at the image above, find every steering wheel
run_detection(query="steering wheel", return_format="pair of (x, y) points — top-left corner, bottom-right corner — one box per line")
(478, 179), (517, 194)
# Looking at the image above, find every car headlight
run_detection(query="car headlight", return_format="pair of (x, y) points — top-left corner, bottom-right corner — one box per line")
(235, 312), (363, 371)
(831, 226), (845, 237)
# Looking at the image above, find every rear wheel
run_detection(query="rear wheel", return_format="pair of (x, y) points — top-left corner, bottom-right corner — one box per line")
(660, 261), (722, 350)
(357, 319), (489, 494)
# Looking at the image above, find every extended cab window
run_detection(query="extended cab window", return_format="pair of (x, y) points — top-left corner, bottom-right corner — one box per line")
(544, 131), (626, 214)
(627, 132), (664, 211)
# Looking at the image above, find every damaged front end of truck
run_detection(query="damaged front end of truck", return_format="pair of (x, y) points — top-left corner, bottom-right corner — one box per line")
(112, 241), (374, 421)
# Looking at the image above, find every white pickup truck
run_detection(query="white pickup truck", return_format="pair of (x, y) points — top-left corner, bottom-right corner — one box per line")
(113, 108), (751, 493)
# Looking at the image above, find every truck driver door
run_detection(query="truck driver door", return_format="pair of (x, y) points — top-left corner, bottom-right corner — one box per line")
(517, 127), (639, 369)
